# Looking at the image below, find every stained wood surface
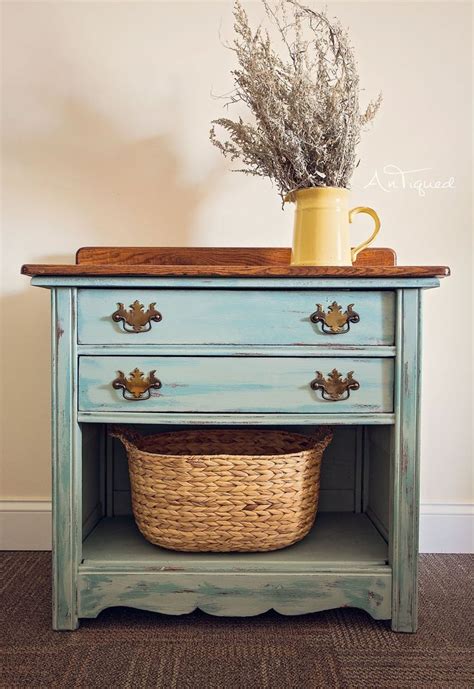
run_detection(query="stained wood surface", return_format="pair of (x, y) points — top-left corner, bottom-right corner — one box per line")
(76, 246), (397, 267)
(21, 246), (450, 278)
(22, 263), (450, 278)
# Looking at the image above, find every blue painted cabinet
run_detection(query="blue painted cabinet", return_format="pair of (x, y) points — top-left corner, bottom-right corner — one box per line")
(26, 259), (446, 633)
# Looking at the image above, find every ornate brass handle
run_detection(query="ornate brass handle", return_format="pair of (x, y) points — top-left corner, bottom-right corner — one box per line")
(112, 300), (162, 333)
(310, 369), (360, 401)
(310, 302), (360, 334)
(112, 368), (162, 400)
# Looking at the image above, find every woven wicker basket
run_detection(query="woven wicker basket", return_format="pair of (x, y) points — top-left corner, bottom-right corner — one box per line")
(110, 427), (333, 553)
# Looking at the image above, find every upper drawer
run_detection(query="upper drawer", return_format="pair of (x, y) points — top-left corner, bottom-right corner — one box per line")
(77, 289), (395, 346)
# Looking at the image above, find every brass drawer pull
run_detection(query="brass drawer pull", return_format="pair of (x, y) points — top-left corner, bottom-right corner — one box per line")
(310, 302), (360, 334)
(112, 300), (162, 333)
(112, 368), (162, 400)
(310, 369), (360, 401)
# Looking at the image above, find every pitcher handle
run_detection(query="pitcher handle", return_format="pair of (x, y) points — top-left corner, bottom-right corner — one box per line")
(349, 207), (381, 263)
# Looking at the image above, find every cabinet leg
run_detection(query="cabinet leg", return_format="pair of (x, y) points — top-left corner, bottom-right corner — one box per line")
(51, 288), (81, 631)
(53, 588), (79, 631)
(391, 289), (422, 634)
(52, 501), (80, 631)
(391, 615), (417, 633)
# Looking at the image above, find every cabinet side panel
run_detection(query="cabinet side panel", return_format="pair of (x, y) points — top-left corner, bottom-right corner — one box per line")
(82, 424), (102, 538)
(391, 289), (422, 632)
(51, 288), (81, 630)
(366, 426), (392, 540)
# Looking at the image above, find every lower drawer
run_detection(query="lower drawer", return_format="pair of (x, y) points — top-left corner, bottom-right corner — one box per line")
(78, 357), (394, 414)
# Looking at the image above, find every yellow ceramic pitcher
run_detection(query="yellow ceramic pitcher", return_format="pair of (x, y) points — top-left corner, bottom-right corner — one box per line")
(288, 187), (381, 266)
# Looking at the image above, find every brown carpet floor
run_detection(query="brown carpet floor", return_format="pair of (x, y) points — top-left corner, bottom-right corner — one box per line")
(0, 553), (472, 688)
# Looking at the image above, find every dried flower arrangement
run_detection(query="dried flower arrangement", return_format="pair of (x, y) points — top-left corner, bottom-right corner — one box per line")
(210, 0), (382, 201)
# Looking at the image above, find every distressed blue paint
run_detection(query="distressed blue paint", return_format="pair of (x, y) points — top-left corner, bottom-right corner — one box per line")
(77, 289), (395, 346)
(77, 411), (396, 425)
(78, 344), (397, 357)
(51, 288), (81, 630)
(31, 276), (441, 289)
(32, 268), (442, 632)
(391, 289), (422, 632)
(81, 515), (389, 571)
(78, 356), (394, 414)
(77, 571), (392, 620)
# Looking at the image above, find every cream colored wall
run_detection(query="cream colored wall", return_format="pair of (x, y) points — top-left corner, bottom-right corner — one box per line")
(1, 1), (472, 506)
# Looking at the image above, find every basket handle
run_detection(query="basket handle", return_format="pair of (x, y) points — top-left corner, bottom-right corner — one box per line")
(311, 427), (334, 452)
(108, 425), (143, 451)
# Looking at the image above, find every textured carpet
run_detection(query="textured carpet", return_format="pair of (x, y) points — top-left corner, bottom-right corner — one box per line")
(0, 553), (472, 689)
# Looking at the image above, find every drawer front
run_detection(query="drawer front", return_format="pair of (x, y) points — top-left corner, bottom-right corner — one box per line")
(77, 289), (395, 346)
(79, 356), (394, 414)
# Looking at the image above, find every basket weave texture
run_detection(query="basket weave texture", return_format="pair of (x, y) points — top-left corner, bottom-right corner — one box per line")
(110, 427), (333, 552)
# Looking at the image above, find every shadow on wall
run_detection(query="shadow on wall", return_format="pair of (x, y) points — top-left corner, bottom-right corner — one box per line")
(5, 97), (223, 249)
(1, 97), (224, 496)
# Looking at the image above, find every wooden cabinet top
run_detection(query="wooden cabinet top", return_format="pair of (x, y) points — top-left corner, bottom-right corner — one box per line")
(21, 246), (450, 279)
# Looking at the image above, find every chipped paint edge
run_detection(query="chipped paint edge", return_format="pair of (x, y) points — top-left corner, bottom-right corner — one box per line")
(77, 571), (392, 621)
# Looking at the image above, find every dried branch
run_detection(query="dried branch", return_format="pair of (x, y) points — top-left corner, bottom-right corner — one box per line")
(210, 0), (382, 201)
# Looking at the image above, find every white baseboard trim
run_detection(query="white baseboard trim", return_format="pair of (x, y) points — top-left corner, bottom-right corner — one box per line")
(1, 500), (473, 553)
(419, 503), (474, 553)
(0, 500), (52, 550)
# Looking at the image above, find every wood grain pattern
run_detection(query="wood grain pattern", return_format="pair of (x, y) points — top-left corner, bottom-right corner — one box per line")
(22, 246), (450, 278)
(22, 263), (449, 278)
(75, 246), (397, 267)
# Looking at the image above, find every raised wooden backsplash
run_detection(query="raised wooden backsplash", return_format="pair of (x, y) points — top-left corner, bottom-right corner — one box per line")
(22, 246), (450, 278)
(75, 246), (397, 267)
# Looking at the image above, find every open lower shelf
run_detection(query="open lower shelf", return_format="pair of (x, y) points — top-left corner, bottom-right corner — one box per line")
(81, 512), (389, 572)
